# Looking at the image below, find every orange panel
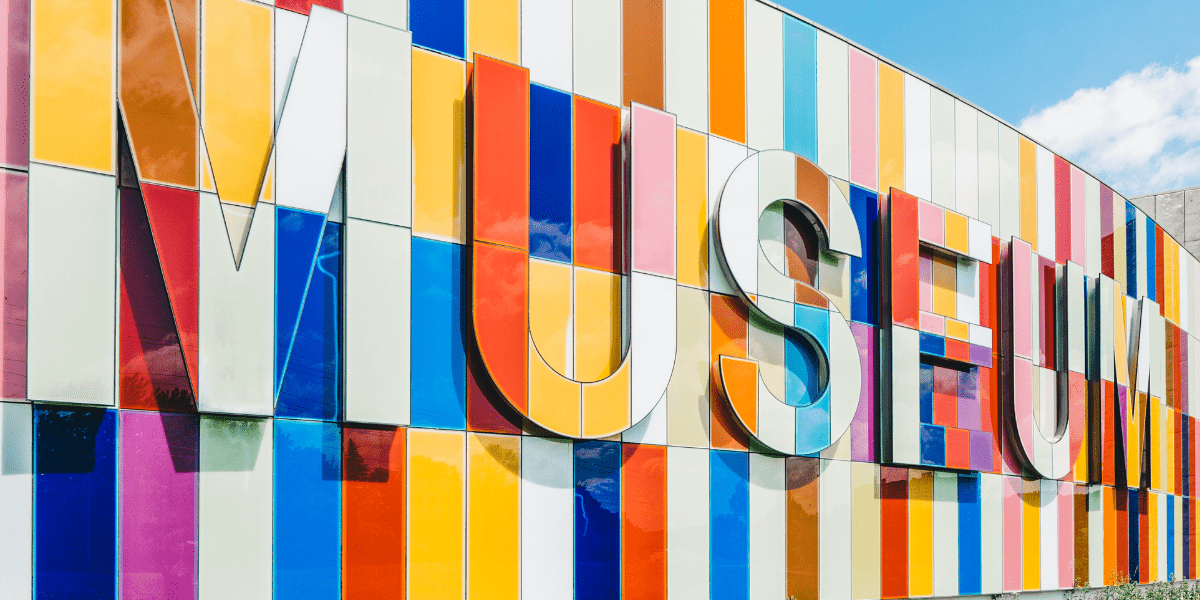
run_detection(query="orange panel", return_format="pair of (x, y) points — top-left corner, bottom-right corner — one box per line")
(622, 444), (667, 600)
(473, 243), (528, 413)
(708, 0), (745, 143)
(711, 293), (749, 450)
(343, 427), (405, 600)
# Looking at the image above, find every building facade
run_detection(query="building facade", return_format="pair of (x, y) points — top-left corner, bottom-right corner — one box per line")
(1, 0), (1198, 598)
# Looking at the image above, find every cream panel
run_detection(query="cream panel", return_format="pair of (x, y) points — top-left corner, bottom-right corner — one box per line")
(816, 32), (849, 181)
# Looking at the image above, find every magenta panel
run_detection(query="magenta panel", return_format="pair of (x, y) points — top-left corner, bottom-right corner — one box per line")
(847, 47), (877, 190)
(630, 104), (676, 277)
(849, 321), (875, 462)
(120, 410), (198, 600)
(1011, 239), (1032, 360)
(1, 170), (25, 398)
(0, 0), (27, 168)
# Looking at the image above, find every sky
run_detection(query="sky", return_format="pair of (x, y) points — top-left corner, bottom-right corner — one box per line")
(772, 0), (1200, 197)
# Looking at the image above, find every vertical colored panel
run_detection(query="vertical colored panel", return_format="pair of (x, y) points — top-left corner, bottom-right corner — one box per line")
(574, 268), (621, 382)
(410, 0), (464, 58)
(783, 17), (817, 162)
(411, 238), (466, 429)
(120, 411), (198, 600)
(785, 457), (819, 600)
(1019, 137), (1037, 250)
(667, 286), (710, 447)
(711, 294), (749, 449)
(848, 48), (877, 191)
(408, 429), (464, 600)
(622, 0), (664, 109)
(668, 446), (709, 599)
(0, 0), (28, 169)
(631, 104), (677, 277)
(523, 437), (574, 598)
(880, 467), (908, 599)
(623, 443), (667, 600)
(909, 470), (933, 595)
(959, 474), (982, 594)
(745, 1), (782, 151)
(572, 0), (620, 105)
(0, 172), (25, 398)
(851, 462), (880, 599)
(412, 48), (467, 243)
(816, 32), (849, 180)
(35, 407), (116, 599)
(677, 129), (708, 288)
(473, 55), (529, 250)
(467, 0), (517, 63)
(274, 419), (340, 599)
(343, 427), (406, 600)
(878, 64), (904, 198)
(0, 403), (31, 600)
(576, 440), (621, 600)
(530, 84), (573, 263)
(467, 433), (520, 600)
(521, 0), (571, 91)
(929, 89), (955, 209)
(708, 0), (744, 143)
(573, 97), (622, 273)
(1022, 479), (1040, 590)
(954, 101), (979, 218)
(1055, 156), (1071, 262)
(712, 450), (749, 600)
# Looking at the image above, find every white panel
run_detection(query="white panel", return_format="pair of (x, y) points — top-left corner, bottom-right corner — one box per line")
(1066, 262), (1086, 374)
(275, 7), (348, 214)
(749, 454), (785, 600)
(344, 219), (410, 425)
(748, 310), (785, 401)
(664, 0), (707, 132)
(1158, 493), (1168, 581)
(522, 436), (574, 599)
(1176, 494), (1184, 580)
(199, 415), (273, 600)
(758, 145), (796, 212)
(829, 314), (862, 440)
(1085, 174), (1101, 278)
(623, 390), (668, 445)
(1088, 486), (1103, 587)
(631, 272), (678, 419)
(26, 164), (116, 405)
(969, 324), (991, 348)
(903, 75), (931, 200)
(1100, 276), (1117, 382)
(890, 327), (921, 464)
(757, 374), (796, 454)
(955, 259), (980, 325)
(827, 183), (863, 257)
(968, 218), (992, 263)
(1036, 144), (1056, 263)
(572, 0), (620, 105)
(199, 199), (275, 415)
(977, 112), (1000, 231)
(933, 472), (958, 596)
(0, 403), (30, 600)
(758, 208), (792, 303)
(954, 101), (979, 218)
(816, 32), (848, 181)
(708, 138), (748, 294)
(522, 0), (572, 91)
(716, 151), (758, 298)
(274, 9), (306, 119)
(819, 458), (852, 600)
(997, 125), (1021, 244)
(979, 473), (1004, 594)
(929, 88), (955, 210)
(1039, 478), (1059, 590)
(1151, 307), (1166, 398)
(343, 0), (406, 30)
(667, 446), (709, 600)
(745, 3), (783, 151)
(347, 18), (411, 227)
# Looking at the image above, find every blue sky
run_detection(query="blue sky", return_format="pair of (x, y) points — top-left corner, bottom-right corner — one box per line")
(773, 0), (1200, 196)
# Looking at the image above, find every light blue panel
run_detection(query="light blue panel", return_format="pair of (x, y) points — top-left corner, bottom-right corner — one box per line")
(710, 450), (749, 600)
(274, 419), (341, 600)
(783, 16), (817, 162)
(411, 237), (467, 429)
(792, 303), (832, 454)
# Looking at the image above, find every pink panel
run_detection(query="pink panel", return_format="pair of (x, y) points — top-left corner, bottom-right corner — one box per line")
(848, 48), (877, 190)
(1014, 359), (1033, 460)
(918, 201), (944, 246)
(919, 255), (933, 312)
(0, 171), (25, 398)
(1070, 165), (1085, 270)
(918, 311), (943, 336)
(1011, 239), (1032, 360)
(120, 410), (198, 600)
(0, 0), (27, 168)
(1003, 476), (1023, 591)
(1058, 481), (1073, 588)
(631, 104), (676, 277)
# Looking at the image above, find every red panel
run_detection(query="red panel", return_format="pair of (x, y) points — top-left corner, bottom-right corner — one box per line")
(785, 457), (820, 600)
(473, 55), (530, 250)
(276, 0), (341, 14)
(0, 173), (26, 398)
(141, 183), (199, 395)
(945, 427), (969, 469)
(889, 189), (919, 329)
(621, 444), (666, 600)
(343, 427), (405, 600)
(1102, 233), (1114, 279)
(119, 187), (195, 412)
(1054, 156), (1071, 263)
(466, 351), (522, 434)
(879, 467), (908, 599)
(1067, 372), (1087, 480)
(991, 238), (1001, 351)
(573, 97), (623, 273)
(710, 293), (749, 450)
(472, 242), (529, 413)
(1039, 257), (1057, 370)
(944, 339), (970, 364)
(932, 366), (957, 427)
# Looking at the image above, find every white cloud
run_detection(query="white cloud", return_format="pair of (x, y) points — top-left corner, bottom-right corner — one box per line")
(1019, 56), (1200, 196)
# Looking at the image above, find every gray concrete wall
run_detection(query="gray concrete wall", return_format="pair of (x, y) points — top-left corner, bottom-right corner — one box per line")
(1129, 185), (1200, 259)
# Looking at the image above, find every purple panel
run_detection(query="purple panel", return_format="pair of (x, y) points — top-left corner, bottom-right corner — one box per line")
(969, 429), (993, 471)
(120, 410), (198, 600)
(1116, 385), (1128, 442)
(849, 322), (876, 462)
(969, 344), (992, 368)
(0, 171), (25, 398)
(0, 0), (28, 167)
(957, 368), (980, 431)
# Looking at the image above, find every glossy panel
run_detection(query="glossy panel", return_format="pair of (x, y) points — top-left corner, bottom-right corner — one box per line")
(523, 437), (574, 599)
(878, 64), (904, 197)
(676, 128), (708, 288)
(473, 55), (529, 250)
(411, 238), (466, 429)
(848, 48), (877, 191)
(573, 0), (620, 106)
(745, 1), (782, 151)
(622, 0), (664, 109)
(851, 462), (880, 599)
(664, 0), (707, 131)
(711, 450), (749, 600)
(821, 459), (852, 600)
(667, 287), (710, 447)
(407, 429), (465, 599)
(708, 0), (744, 143)
(467, 434), (520, 599)
(467, 0), (517, 62)
(0, 403), (30, 599)
(929, 89), (955, 210)
(632, 104), (677, 277)
(411, 49), (466, 243)
(573, 97), (622, 272)
(410, 0), (463, 58)
(816, 32), (849, 180)
(954, 101), (979, 218)
(342, 426), (405, 600)
(521, 0), (571, 90)
(904, 76), (932, 200)
(783, 17), (817, 161)
(576, 440), (621, 600)
(530, 84), (572, 262)
(0, 0), (27, 169)
(624, 443), (667, 600)
(274, 419), (340, 599)
(0, 172), (25, 398)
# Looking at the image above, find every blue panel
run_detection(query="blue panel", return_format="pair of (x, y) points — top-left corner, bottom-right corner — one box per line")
(35, 407), (116, 600)
(274, 419), (341, 600)
(919, 332), (945, 357)
(529, 84), (573, 263)
(411, 238), (467, 429)
(276, 207), (328, 402)
(1129, 489), (1140, 581)
(1168, 495), (1176, 581)
(409, 0), (464, 59)
(919, 423), (945, 466)
(277, 218), (342, 420)
(919, 362), (934, 424)
(784, 328), (822, 408)
(1126, 202), (1137, 299)
(710, 450), (749, 600)
(957, 474), (982, 594)
(1146, 218), (1156, 302)
(849, 185), (878, 325)
(574, 441), (620, 600)
(783, 16), (817, 162)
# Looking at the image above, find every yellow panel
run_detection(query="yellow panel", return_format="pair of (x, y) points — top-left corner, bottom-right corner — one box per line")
(945, 319), (969, 342)
(667, 286), (710, 447)
(1019, 137), (1037, 251)
(851, 463), (880, 600)
(412, 49), (467, 243)
(908, 470), (933, 596)
(1166, 409), (1174, 494)
(677, 128), (708, 288)
(944, 211), (969, 255)
(931, 254), (957, 319)
(529, 259), (572, 376)
(574, 267), (622, 382)
(202, 0), (272, 207)
(467, 433), (520, 600)
(582, 360), (631, 437)
(467, 0), (519, 64)
(1129, 393), (1145, 481)
(1021, 479), (1039, 590)
(878, 64), (904, 197)
(408, 429), (465, 600)
(529, 344), (582, 437)
(32, 0), (115, 172)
